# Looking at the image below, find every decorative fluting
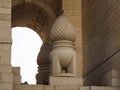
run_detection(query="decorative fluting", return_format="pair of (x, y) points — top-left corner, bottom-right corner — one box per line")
(49, 15), (76, 42)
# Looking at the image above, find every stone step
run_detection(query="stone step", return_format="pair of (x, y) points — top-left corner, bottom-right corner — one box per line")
(13, 85), (120, 90)
(49, 76), (83, 86)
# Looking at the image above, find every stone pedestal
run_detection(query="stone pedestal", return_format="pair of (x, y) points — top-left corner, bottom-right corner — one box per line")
(49, 40), (77, 77)
(49, 76), (83, 86)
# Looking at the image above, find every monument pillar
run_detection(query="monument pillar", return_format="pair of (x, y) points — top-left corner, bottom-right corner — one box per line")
(0, 0), (13, 90)
(49, 15), (83, 86)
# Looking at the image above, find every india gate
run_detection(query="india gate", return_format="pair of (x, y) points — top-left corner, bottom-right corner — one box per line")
(0, 0), (120, 90)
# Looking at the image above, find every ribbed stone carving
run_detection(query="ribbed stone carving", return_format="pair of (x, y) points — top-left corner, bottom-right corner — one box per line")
(49, 15), (76, 42)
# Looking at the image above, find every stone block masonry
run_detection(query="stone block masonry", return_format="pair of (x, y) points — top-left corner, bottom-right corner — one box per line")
(62, 0), (83, 77)
(14, 85), (120, 90)
(82, 0), (120, 86)
(0, 0), (13, 90)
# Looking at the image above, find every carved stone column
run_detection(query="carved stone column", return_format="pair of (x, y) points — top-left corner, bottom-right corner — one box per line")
(49, 15), (77, 77)
(36, 64), (50, 85)
(48, 15), (83, 85)
(36, 43), (51, 85)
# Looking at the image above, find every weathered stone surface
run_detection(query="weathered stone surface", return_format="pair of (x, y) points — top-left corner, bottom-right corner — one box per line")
(12, 67), (20, 75)
(0, 65), (12, 73)
(14, 85), (43, 90)
(0, 83), (13, 90)
(0, 73), (13, 83)
(80, 86), (90, 90)
(43, 85), (54, 90)
(50, 77), (83, 86)
(55, 85), (79, 90)
(106, 87), (120, 90)
(112, 70), (120, 78)
(13, 75), (21, 84)
(13, 85), (120, 90)
(91, 86), (106, 90)
(112, 78), (120, 86)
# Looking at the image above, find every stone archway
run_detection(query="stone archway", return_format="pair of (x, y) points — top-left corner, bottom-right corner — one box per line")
(12, 1), (57, 41)
(12, 0), (60, 84)
(0, 0), (83, 89)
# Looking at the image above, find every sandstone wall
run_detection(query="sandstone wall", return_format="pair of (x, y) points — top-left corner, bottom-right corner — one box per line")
(0, 0), (13, 90)
(82, 0), (120, 85)
(62, 0), (83, 77)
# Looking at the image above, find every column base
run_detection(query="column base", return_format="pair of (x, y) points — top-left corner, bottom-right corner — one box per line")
(49, 76), (83, 86)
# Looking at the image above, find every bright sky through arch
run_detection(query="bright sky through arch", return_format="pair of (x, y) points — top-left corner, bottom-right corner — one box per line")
(11, 27), (42, 84)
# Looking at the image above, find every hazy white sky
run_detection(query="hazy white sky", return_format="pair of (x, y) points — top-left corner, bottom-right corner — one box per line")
(11, 27), (42, 84)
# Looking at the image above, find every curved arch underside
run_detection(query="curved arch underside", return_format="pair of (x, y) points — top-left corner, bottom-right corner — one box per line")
(12, 0), (61, 41)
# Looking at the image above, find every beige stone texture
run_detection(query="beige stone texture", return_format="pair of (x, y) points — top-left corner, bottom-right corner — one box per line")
(0, 0), (11, 8)
(12, 67), (21, 84)
(49, 77), (83, 86)
(0, 39), (13, 89)
(0, 83), (13, 90)
(0, 73), (13, 83)
(0, 1), (13, 87)
(0, 65), (12, 73)
(80, 86), (90, 90)
(91, 86), (106, 90)
(0, 38), (12, 44)
(43, 85), (54, 90)
(112, 70), (120, 78)
(13, 85), (120, 90)
(112, 78), (120, 87)
(62, 0), (83, 77)
(55, 85), (80, 90)
(13, 75), (21, 84)
(106, 87), (120, 90)
(12, 67), (20, 75)
(14, 85), (43, 90)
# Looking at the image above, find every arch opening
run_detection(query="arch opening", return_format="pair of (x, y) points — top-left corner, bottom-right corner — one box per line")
(11, 27), (42, 84)
(12, 1), (59, 85)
